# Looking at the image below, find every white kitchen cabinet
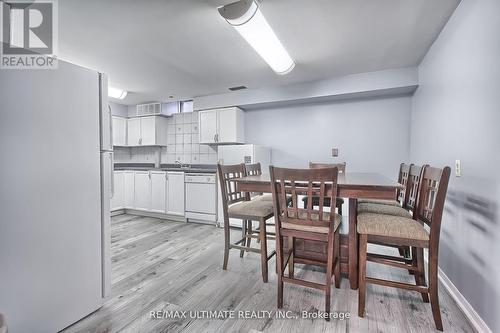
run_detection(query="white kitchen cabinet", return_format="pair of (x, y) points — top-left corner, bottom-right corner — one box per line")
(127, 118), (141, 146)
(199, 107), (244, 144)
(199, 110), (218, 143)
(111, 171), (125, 210)
(150, 171), (167, 213)
(134, 171), (151, 211)
(167, 171), (185, 216)
(123, 171), (135, 208)
(127, 116), (168, 146)
(112, 116), (127, 146)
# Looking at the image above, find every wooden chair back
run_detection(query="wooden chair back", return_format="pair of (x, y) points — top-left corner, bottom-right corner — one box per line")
(404, 164), (428, 212)
(270, 166), (339, 233)
(415, 166), (451, 239)
(396, 163), (412, 205)
(245, 163), (262, 176)
(217, 164), (249, 218)
(309, 162), (346, 174)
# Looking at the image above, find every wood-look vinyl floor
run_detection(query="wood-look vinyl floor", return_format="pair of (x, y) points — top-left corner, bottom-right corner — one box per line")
(62, 214), (475, 333)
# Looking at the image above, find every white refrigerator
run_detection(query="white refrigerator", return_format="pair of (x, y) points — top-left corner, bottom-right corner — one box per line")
(217, 144), (272, 227)
(0, 60), (112, 332)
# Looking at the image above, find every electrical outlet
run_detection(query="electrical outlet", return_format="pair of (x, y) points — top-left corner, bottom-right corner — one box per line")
(331, 148), (338, 157)
(455, 159), (461, 177)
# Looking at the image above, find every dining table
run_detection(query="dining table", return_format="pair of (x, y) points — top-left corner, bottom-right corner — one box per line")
(235, 172), (404, 290)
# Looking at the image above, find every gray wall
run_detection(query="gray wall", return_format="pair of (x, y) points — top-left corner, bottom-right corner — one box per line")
(245, 95), (412, 179)
(410, 0), (500, 331)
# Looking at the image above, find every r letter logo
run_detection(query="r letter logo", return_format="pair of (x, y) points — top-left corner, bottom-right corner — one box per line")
(1, 0), (58, 69)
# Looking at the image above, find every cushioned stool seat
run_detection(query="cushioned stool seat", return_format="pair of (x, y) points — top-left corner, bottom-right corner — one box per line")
(228, 199), (274, 218)
(357, 198), (400, 207)
(357, 213), (429, 241)
(282, 212), (342, 234)
(357, 202), (411, 218)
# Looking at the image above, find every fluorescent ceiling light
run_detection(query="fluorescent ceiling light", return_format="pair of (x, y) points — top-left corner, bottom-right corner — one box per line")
(218, 0), (295, 75)
(108, 86), (128, 99)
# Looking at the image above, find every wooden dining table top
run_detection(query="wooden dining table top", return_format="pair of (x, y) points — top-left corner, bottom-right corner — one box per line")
(236, 172), (403, 199)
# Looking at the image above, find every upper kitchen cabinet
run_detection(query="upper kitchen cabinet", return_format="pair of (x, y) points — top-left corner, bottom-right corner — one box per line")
(126, 116), (168, 146)
(199, 107), (245, 144)
(112, 116), (127, 146)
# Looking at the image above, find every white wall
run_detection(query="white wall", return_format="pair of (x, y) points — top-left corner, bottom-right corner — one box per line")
(410, 0), (500, 331)
(245, 95), (412, 179)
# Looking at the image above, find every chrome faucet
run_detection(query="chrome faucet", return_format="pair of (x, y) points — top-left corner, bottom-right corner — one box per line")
(175, 160), (191, 169)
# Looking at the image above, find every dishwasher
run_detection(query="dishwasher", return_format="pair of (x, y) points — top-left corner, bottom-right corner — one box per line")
(185, 173), (217, 224)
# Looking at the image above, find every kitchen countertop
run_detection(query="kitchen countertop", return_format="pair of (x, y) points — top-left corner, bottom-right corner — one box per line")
(113, 163), (217, 174)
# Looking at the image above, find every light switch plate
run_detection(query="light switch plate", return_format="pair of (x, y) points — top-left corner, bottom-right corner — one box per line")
(331, 148), (338, 157)
(455, 159), (461, 177)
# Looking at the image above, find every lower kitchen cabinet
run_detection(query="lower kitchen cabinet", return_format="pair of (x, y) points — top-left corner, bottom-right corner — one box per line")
(167, 171), (185, 216)
(111, 171), (125, 210)
(151, 171), (167, 213)
(123, 171), (135, 208)
(111, 170), (185, 218)
(134, 171), (151, 211)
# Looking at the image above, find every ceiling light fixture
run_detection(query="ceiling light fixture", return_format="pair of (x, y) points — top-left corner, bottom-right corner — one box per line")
(108, 86), (128, 100)
(218, 0), (295, 75)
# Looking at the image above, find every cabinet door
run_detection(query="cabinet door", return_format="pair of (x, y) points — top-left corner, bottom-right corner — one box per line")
(167, 172), (185, 216)
(134, 171), (151, 211)
(124, 171), (135, 208)
(150, 171), (167, 213)
(218, 107), (244, 143)
(112, 117), (127, 146)
(140, 117), (156, 145)
(199, 110), (218, 144)
(127, 118), (141, 146)
(111, 171), (125, 210)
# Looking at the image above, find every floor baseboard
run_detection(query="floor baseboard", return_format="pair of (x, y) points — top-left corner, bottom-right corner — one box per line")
(436, 265), (492, 333)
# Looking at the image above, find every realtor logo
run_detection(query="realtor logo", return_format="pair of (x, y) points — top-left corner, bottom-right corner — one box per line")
(1, 0), (58, 69)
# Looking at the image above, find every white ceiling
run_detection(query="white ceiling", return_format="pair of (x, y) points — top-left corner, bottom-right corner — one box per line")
(58, 0), (459, 105)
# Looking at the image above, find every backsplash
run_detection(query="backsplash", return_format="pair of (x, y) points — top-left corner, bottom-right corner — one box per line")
(113, 112), (218, 165)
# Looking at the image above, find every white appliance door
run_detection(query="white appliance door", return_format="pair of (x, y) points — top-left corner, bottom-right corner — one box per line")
(0, 61), (104, 333)
(100, 151), (112, 298)
(218, 144), (254, 165)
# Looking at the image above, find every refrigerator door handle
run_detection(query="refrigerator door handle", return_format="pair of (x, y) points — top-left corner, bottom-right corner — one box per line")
(108, 105), (113, 148)
(110, 152), (114, 198)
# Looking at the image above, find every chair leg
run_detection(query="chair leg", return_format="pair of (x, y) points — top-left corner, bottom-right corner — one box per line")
(334, 229), (341, 289)
(246, 220), (252, 250)
(325, 231), (335, 321)
(240, 220), (247, 258)
(288, 236), (294, 278)
(277, 235), (284, 308)
(259, 218), (269, 283)
(222, 217), (230, 270)
(429, 252), (443, 331)
(358, 234), (368, 317)
(414, 247), (429, 303)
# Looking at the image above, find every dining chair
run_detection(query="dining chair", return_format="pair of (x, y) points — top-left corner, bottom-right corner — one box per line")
(245, 163), (272, 201)
(357, 165), (451, 331)
(358, 163), (411, 207)
(303, 162), (346, 215)
(357, 164), (425, 219)
(217, 163), (276, 282)
(270, 166), (342, 320)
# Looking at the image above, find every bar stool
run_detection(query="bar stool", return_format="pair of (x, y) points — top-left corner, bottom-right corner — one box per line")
(302, 162), (346, 215)
(270, 166), (342, 319)
(357, 165), (451, 331)
(218, 163), (276, 283)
